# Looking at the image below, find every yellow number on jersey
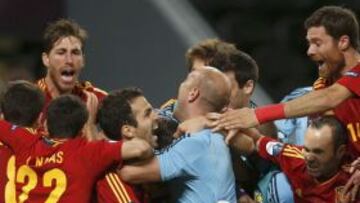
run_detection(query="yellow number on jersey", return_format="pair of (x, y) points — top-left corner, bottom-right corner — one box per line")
(347, 122), (360, 142)
(16, 166), (67, 203)
(43, 169), (67, 203)
(5, 156), (16, 203)
(17, 165), (38, 203)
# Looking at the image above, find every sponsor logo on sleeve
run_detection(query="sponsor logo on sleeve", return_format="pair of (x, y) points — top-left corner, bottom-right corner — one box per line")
(344, 71), (359, 77)
(11, 125), (18, 131)
(266, 141), (284, 156)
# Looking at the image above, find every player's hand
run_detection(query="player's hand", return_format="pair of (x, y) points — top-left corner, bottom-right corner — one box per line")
(174, 116), (210, 138)
(343, 169), (360, 202)
(83, 91), (102, 140)
(85, 91), (99, 124)
(210, 108), (259, 131)
(238, 194), (256, 203)
(224, 127), (261, 144)
(349, 157), (360, 174)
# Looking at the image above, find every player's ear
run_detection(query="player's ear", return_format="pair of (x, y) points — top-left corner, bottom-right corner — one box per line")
(336, 144), (346, 159)
(188, 87), (200, 102)
(0, 113), (3, 119)
(338, 35), (350, 51)
(243, 80), (255, 95)
(42, 52), (50, 68)
(121, 125), (135, 139)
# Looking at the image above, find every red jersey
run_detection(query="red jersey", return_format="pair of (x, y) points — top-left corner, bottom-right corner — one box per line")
(0, 120), (123, 203)
(258, 136), (351, 203)
(36, 78), (107, 131)
(0, 143), (15, 203)
(0, 128), (38, 203)
(97, 170), (148, 203)
(335, 64), (360, 157)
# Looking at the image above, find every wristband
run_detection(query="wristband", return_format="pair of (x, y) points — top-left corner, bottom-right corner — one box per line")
(255, 103), (285, 124)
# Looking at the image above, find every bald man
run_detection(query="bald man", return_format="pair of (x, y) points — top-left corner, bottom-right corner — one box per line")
(119, 67), (237, 203)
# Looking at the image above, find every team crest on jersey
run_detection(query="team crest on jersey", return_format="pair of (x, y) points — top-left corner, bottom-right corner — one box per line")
(266, 141), (284, 156)
(344, 71), (359, 77)
(295, 188), (302, 198)
(335, 186), (348, 203)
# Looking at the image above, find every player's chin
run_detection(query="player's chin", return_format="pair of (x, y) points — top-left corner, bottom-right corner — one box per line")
(306, 166), (321, 177)
(58, 82), (76, 93)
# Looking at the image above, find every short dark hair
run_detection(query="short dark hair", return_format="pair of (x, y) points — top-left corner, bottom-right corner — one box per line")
(97, 87), (143, 141)
(185, 38), (239, 72)
(43, 19), (88, 53)
(47, 95), (88, 138)
(305, 6), (360, 49)
(224, 51), (259, 88)
(309, 116), (347, 151)
(154, 117), (178, 150)
(1, 80), (45, 126)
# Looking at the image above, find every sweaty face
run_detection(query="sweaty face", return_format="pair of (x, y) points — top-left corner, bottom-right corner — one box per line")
(306, 26), (345, 78)
(303, 126), (340, 181)
(43, 36), (85, 94)
(131, 96), (158, 147)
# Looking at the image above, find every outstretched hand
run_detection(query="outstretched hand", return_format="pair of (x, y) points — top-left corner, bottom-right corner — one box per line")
(208, 108), (260, 132)
(343, 158), (360, 202)
(174, 116), (211, 138)
(83, 91), (104, 141)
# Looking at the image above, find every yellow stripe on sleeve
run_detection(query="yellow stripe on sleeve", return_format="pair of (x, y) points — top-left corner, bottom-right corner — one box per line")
(282, 152), (304, 159)
(105, 175), (125, 203)
(107, 173), (131, 203)
(112, 174), (131, 201)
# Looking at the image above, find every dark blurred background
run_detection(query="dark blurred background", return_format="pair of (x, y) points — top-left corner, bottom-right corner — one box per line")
(0, 0), (359, 104)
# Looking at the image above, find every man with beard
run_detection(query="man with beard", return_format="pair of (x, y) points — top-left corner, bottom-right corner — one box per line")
(212, 6), (360, 201)
(36, 19), (107, 138)
(96, 87), (158, 203)
(119, 67), (237, 203)
(238, 116), (351, 202)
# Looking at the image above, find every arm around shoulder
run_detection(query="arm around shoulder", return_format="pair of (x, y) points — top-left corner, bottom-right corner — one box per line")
(121, 138), (153, 160)
(118, 157), (161, 184)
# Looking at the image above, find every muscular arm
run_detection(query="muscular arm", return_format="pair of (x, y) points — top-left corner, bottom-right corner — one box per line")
(284, 83), (353, 118)
(118, 157), (161, 184)
(121, 138), (153, 160)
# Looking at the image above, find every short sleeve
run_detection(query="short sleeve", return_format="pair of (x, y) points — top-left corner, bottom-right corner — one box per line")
(157, 134), (206, 181)
(257, 136), (304, 173)
(0, 120), (38, 153)
(82, 140), (123, 174)
(337, 65), (360, 96)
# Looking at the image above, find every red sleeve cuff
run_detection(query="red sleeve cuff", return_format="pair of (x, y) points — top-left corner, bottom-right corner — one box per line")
(257, 136), (277, 160)
(255, 103), (285, 124)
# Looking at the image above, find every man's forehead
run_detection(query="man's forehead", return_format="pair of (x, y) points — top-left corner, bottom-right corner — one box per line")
(304, 126), (333, 147)
(131, 96), (152, 114)
(52, 36), (82, 48)
(306, 26), (329, 39)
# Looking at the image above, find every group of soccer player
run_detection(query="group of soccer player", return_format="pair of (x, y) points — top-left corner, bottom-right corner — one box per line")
(1, 4), (360, 203)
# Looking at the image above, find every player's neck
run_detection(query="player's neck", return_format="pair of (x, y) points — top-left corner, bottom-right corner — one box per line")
(314, 168), (339, 184)
(44, 76), (71, 98)
(343, 48), (360, 73)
